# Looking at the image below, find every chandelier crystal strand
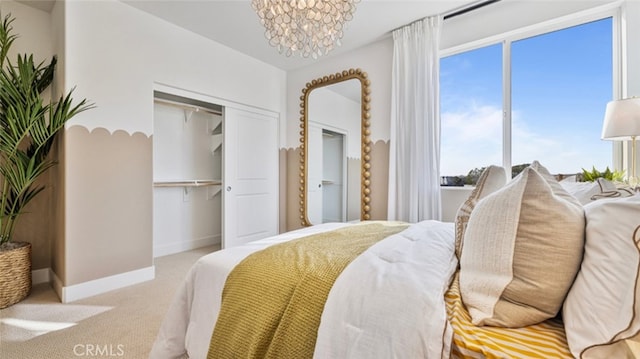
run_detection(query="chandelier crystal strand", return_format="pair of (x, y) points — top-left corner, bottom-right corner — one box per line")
(252, 0), (360, 58)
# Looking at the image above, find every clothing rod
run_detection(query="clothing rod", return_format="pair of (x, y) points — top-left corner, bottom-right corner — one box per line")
(443, 0), (501, 20)
(154, 98), (222, 116)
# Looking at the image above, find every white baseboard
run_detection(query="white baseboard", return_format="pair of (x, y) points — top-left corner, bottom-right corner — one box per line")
(153, 234), (221, 258)
(52, 270), (64, 301)
(51, 266), (155, 303)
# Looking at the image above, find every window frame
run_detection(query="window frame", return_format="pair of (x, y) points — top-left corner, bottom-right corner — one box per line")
(439, 3), (624, 175)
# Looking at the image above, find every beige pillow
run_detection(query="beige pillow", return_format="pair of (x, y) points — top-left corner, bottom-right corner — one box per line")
(459, 166), (585, 327)
(454, 165), (506, 259)
(563, 194), (640, 359)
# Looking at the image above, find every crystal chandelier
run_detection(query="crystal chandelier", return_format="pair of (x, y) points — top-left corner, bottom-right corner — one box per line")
(251, 0), (360, 59)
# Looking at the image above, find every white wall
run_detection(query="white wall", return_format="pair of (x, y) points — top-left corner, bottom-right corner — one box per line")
(624, 0), (640, 176)
(308, 86), (361, 158)
(58, 0), (286, 294)
(287, 39), (394, 148)
(65, 0), (286, 135)
(441, 187), (474, 222)
(441, 0), (621, 50)
(628, 1), (640, 98)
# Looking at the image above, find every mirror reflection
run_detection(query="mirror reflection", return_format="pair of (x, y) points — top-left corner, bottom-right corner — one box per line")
(300, 69), (371, 226)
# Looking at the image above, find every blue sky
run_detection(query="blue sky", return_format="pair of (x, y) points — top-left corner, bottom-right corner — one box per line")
(440, 17), (613, 176)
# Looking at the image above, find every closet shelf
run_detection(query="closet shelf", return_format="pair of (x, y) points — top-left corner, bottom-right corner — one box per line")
(210, 115), (223, 135)
(209, 186), (222, 198)
(153, 180), (222, 188)
(211, 134), (223, 153)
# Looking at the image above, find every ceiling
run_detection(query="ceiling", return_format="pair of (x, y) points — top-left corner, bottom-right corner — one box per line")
(16, 0), (479, 71)
(118, 0), (479, 71)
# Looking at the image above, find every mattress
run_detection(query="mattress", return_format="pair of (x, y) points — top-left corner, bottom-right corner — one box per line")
(150, 220), (459, 359)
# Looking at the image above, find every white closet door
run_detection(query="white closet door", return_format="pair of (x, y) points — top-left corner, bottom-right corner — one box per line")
(223, 107), (279, 248)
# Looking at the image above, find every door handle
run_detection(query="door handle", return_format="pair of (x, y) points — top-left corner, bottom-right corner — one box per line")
(226, 186), (232, 192)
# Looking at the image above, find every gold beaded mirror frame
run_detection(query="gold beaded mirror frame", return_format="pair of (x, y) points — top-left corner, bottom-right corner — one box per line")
(299, 68), (372, 226)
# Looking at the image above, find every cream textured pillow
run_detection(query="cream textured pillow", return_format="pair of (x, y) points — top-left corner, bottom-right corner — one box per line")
(563, 194), (640, 359)
(459, 166), (585, 327)
(454, 165), (506, 259)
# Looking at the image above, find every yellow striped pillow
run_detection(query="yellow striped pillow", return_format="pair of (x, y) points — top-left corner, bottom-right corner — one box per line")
(446, 273), (572, 359)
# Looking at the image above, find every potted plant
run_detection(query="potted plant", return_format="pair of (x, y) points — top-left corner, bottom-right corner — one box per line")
(0, 13), (92, 308)
(581, 166), (625, 183)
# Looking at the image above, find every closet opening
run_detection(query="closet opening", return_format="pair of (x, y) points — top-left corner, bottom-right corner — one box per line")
(152, 91), (223, 257)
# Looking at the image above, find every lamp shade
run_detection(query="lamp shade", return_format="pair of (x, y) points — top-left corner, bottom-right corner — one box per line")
(602, 98), (640, 140)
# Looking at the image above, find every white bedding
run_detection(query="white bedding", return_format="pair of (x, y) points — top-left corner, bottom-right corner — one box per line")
(149, 220), (457, 359)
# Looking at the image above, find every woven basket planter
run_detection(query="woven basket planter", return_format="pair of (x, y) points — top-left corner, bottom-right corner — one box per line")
(0, 242), (31, 309)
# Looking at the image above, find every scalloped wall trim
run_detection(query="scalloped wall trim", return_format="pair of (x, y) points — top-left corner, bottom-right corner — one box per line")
(63, 125), (153, 286)
(66, 125), (151, 140)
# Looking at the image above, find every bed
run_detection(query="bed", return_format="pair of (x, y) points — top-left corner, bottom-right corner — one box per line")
(150, 162), (640, 359)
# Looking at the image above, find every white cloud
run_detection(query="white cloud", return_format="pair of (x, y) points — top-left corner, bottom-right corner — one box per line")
(442, 103), (502, 142)
(511, 112), (610, 174)
(440, 103), (611, 176)
(441, 103), (502, 176)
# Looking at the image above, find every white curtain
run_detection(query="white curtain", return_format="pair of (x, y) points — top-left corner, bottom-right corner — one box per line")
(388, 16), (443, 222)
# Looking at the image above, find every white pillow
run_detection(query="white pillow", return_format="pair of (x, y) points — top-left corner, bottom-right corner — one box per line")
(460, 166), (585, 327)
(559, 174), (578, 182)
(454, 165), (506, 259)
(559, 178), (618, 205)
(560, 178), (635, 205)
(563, 194), (640, 359)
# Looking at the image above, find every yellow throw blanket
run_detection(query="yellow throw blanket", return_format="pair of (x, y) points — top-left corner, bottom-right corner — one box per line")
(207, 221), (409, 359)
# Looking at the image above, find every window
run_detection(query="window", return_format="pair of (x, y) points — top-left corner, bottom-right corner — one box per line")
(440, 44), (503, 184)
(440, 16), (614, 183)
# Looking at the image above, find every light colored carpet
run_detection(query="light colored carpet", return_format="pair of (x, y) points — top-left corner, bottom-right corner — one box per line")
(0, 245), (218, 359)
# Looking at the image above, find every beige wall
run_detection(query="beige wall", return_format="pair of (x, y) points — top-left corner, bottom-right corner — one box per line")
(53, 130), (66, 283)
(65, 126), (153, 285)
(279, 149), (288, 233)
(284, 147), (303, 231)
(11, 168), (55, 270)
(51, 0), (66, 283)
(0, 0), (55, 271)
(369, 140), (390, 221)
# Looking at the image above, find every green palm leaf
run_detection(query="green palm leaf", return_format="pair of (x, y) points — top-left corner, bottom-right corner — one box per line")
(0, 12), (93, 244)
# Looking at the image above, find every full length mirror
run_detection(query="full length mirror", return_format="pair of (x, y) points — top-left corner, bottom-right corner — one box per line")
(300, 68), (371, 226)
